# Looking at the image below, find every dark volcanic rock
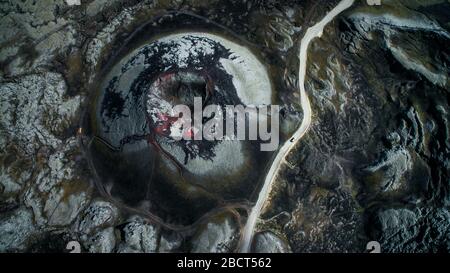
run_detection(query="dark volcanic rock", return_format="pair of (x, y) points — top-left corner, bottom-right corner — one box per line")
(369, 207), (450, 252)
(259, 0), (449, 253)
(0, 0), (448, 253)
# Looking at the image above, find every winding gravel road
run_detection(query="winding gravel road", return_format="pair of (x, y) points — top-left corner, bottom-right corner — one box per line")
(239, 0), (355, 253)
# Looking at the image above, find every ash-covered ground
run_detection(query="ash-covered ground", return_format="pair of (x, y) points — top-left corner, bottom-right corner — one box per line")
(0, 0), (449, 253)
